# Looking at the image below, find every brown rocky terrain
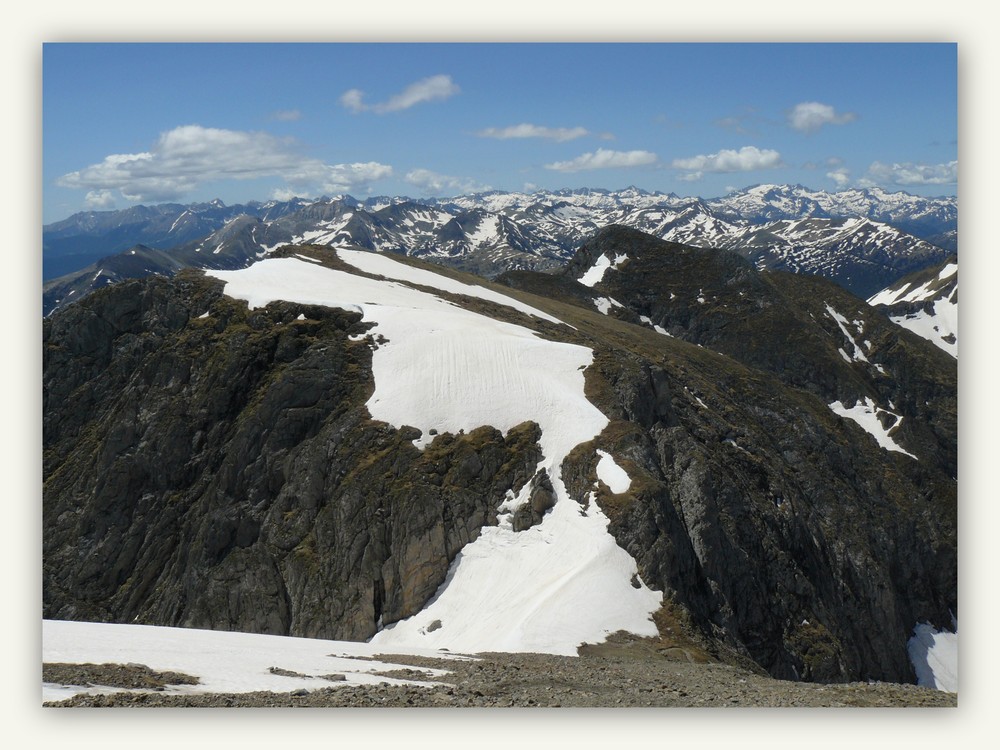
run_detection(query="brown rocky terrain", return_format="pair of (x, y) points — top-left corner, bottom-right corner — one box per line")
(43, 635), (955, 707)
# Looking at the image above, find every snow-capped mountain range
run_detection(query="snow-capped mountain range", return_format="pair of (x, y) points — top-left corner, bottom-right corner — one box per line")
(43, 184), (956, 316)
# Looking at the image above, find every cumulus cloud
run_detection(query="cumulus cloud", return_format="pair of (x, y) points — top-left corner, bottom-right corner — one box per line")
(340, 75), (459, 114)
(865, 160), (957, 186)
(404, 168), (490, 196)
(826, 168), (852, 188)
(544, 148), (658, 173)
(284, 160), (394, 195)
(56, 124), (392, 202)
(671, 146), (782, 175)
(270, 187), (300, 202)
(788, 102), (857, 133)
(83, 189), (116, 210)
(477, 124), (590, 142)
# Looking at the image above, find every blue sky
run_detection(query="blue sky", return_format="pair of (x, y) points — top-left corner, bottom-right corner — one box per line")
(42, 42), (957, 223)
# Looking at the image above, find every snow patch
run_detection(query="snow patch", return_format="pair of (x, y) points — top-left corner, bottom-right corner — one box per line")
(825, 303), (868, 363)
(596, 450), (631, 493)
(593, 296), (624, 315)
(639, 315), (671, 336)
(578, 253), (627, 288)
(908, 621), (958, 693)
(828, 397), (917, 458)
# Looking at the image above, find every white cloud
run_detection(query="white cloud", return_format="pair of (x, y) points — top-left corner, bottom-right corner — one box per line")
(83, 189), (116, 210)
(404, 168), (490, 196)
(677, 171), (703, 182)
(269, 187), (300, 202)
(866, 160), (957, 186)
(671, 146), (782, 174)
(56, 124), (393, 202)
(339, 89), (367, 114)
(271, 109), (302, 122)
(544, 148), (658, 173)
(340, 75), (459, 115)
(286, 161), (395, 196)
(788, 102), (857, 133)
(826, 168), (852, 188)
(477, 124), (590, 142)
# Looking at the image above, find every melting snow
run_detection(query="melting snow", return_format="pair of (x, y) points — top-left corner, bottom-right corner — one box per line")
(828, 397), (917, 458)
(908, 621), (958, 693)
(639, 315), (671, 336)
(593, 296), (624, 315)
(825, 304), (868, 363)
(578, 253), (627, 288)
(207, 256), (662, 655)
(42, 619), (458, 703)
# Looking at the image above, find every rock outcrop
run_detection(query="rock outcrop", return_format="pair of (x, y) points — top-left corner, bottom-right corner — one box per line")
(43, 271), (542, 640)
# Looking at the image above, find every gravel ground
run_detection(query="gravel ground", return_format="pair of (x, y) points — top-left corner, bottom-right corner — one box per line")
(43, 637), (955, 708)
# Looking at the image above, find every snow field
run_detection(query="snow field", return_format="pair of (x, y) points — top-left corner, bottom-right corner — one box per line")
(338, 247), (563, 324)
(207, 254), (663, 655)
(372, 488), (660, 655)
(867, 262), (957, 306)
(867, 263), (957, 358)
(890, 294), (958, 358)
(42, 619), (460, 703)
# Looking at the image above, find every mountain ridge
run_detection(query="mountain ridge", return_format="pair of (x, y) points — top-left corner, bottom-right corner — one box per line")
(43, 228), (957, 686)
(43, 184), (956, 316)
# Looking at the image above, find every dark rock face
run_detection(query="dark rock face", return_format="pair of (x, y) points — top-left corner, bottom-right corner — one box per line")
(562, 344), (955, 684)
(558, 226), (956, 478)
(511, 470), (556, 532)
(43, 272), (542, 640)
(510, 226), (954, 683)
